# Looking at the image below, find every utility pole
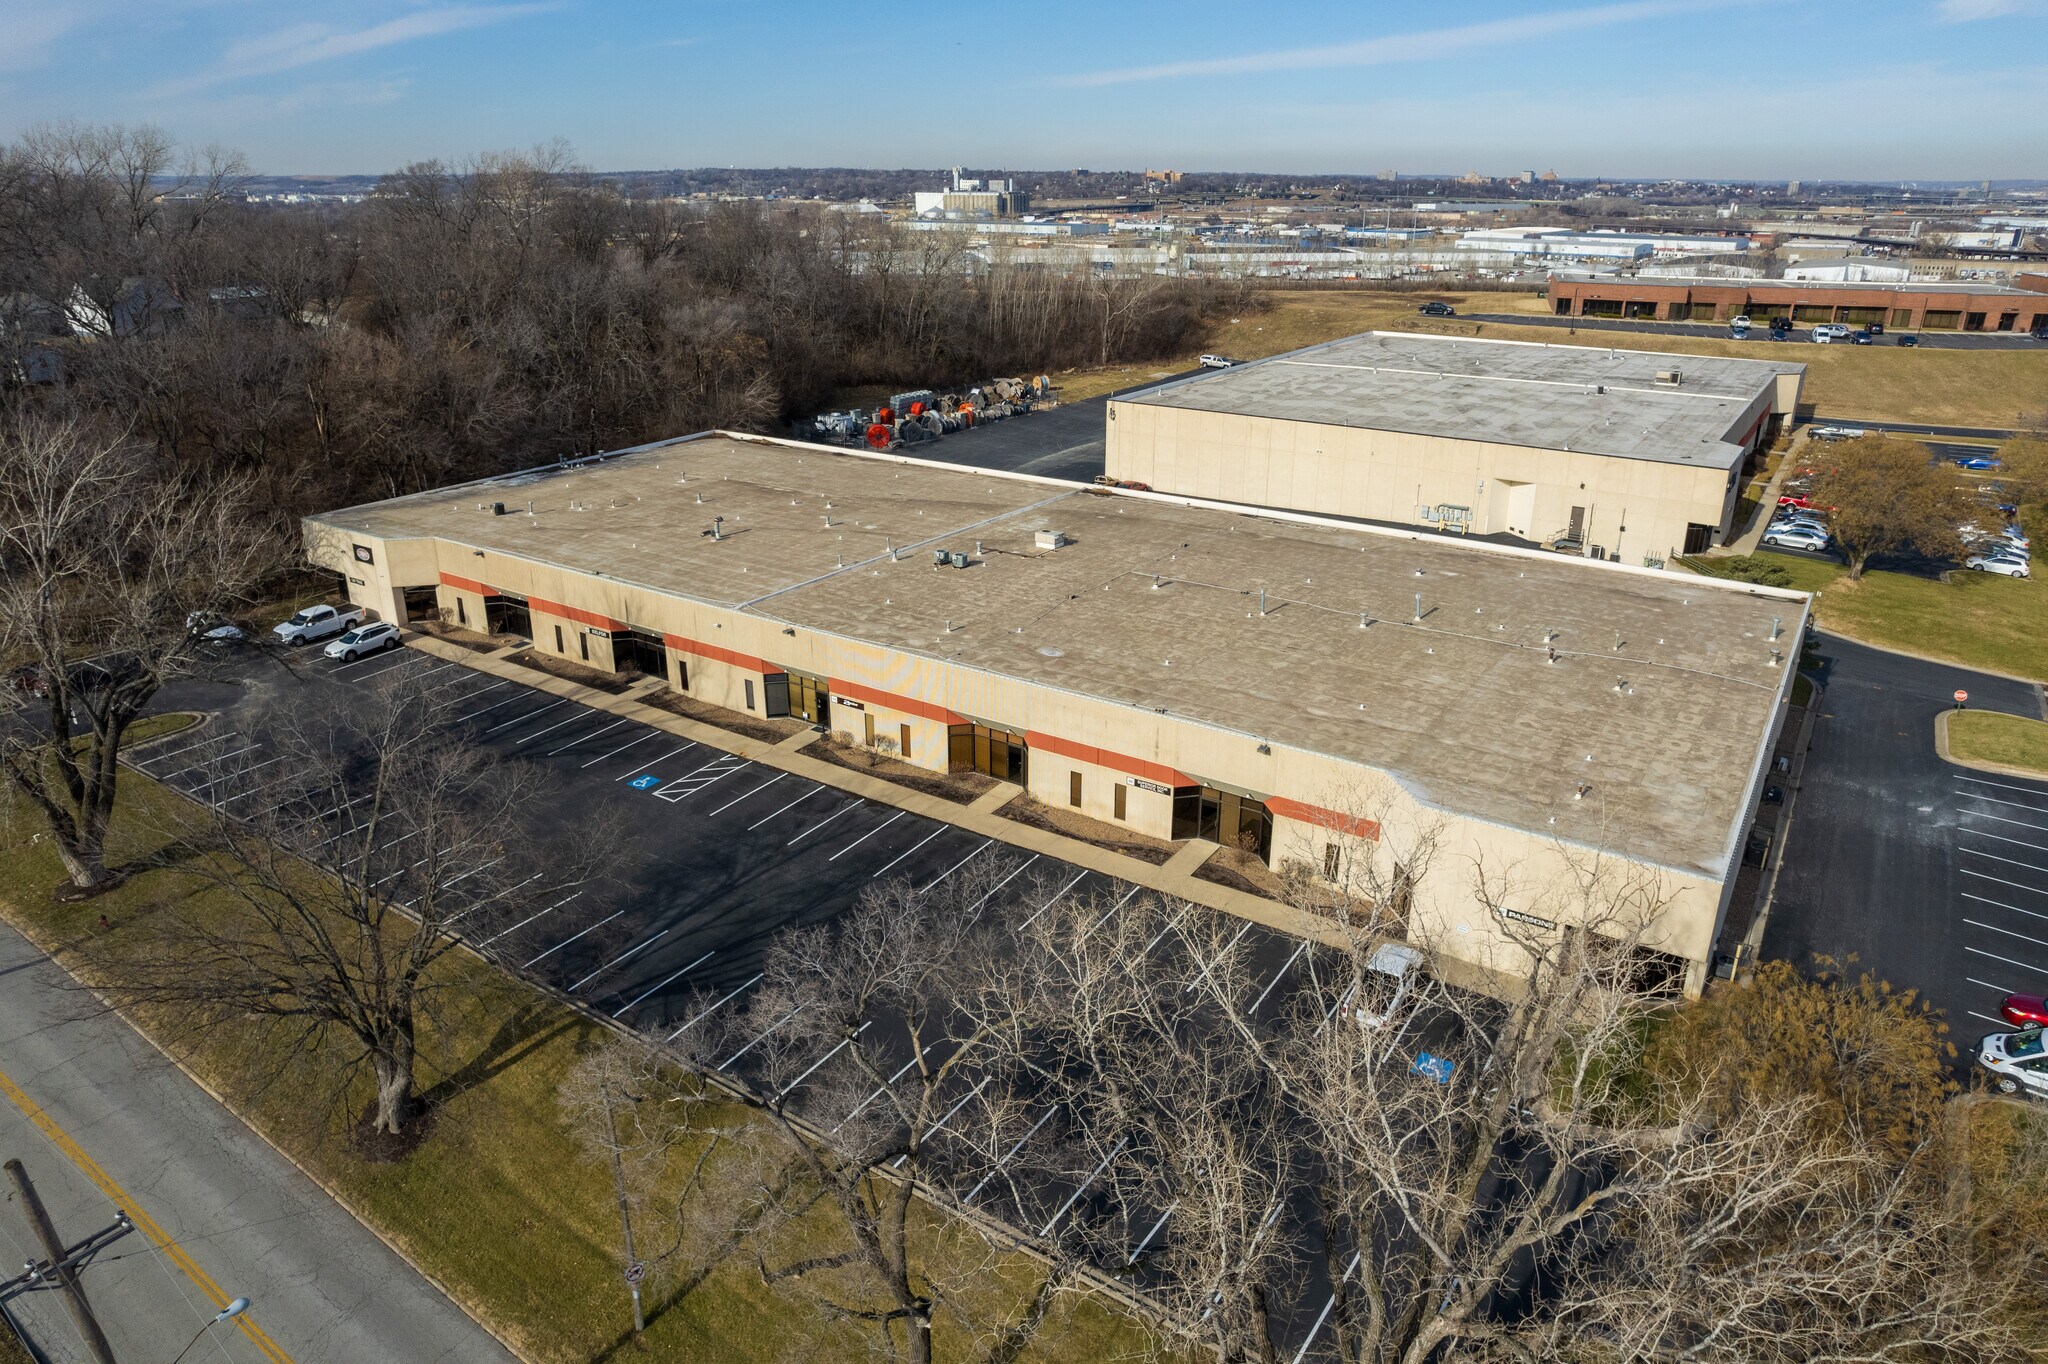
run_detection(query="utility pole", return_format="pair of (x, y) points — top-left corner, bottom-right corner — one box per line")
(5, 1158), (118, 1364)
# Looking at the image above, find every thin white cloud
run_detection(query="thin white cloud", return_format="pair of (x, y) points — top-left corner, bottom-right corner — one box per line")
(1936, 0), (2042, 18)
(1061, 0), (1755, 87)
(149, 4), (552, 97)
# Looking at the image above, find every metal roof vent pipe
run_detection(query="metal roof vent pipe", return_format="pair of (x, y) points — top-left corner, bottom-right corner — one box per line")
(974, 540), (984, 555)
(1414, 592), (1423, 621)
(711, 516), (725, 540)
(1770, 615), (1783, 640)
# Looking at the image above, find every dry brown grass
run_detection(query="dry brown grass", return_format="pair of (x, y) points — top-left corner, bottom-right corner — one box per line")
(1051, 289), (2048, 427)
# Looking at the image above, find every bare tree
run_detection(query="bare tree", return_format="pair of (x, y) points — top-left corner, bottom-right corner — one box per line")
(0, 407), (278, 891)
(96, 673), (601, 1137)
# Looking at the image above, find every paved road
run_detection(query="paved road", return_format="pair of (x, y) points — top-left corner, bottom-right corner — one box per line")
(1762, 635), (2046, 1049)
(1823, 418), (2018, 441)
(1467, 312), (2048, 352)
(0, 919), (514, 1364)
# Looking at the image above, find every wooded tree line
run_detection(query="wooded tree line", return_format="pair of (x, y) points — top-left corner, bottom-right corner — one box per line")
(0, 124), (1243, 517)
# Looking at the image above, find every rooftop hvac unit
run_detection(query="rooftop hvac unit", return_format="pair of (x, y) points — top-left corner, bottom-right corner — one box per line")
(950, 551), (969, 569)
(1035, 530), (1068, 550)
(1654, 368), (1682, 386)
(490, 501), (508, 515)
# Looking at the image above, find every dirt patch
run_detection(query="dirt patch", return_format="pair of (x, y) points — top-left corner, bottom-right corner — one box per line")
(638, 688), (807, 745)
(996, 795), (1177, 865)
(411, 620), (507, 654)
(809, 735), (995, 805)
(504, 649), (637, 694)
(1196, 846), (1289, 900)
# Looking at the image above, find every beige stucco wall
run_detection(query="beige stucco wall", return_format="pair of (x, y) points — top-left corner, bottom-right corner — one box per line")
(305, 522), (1781, 997)
(1104, 402), (1765, 566)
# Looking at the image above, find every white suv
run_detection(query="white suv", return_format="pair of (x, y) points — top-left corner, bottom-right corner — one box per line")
(1811, 324), (1851, 343)
(1979, 1026), (2048, 1097)
(323, 621), (402, 661)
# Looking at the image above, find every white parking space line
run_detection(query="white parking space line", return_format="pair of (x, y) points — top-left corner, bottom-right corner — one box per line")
(517, 709), (604, 746)
(610, 951), (716, 1017)
(344, 827), (422, 868)
(327, 648), (421, 679)
(1094, 884), (1147, 938)
(787, 798), (863, 847)
(1248, 942), (1310, 1016)
(827, 809), (904, 860)
(1966, 919), (2048, 951)
(135, 731), (237, 768)
(656, 754), (750, 802)
(917, 839), (994, 895)
(438, 677), (509, 707)
(1962, 808), (2048, 836)
(1039, 1136), (1128, 1237)
(718, 1004), (805, 1071)
(442, 855), (505, 890)
(1962, 846), (2048, 877)
(1291, 1252), (1363, 1364)
(1968, 977), (2018, 995)
(444, 871), (548, 928)
(570, 928), (671, 993)
(1018, 870), (1091, 930)
(618, 744), (695, 779)
(483, 698), (569, 734)
(896, 1078), (989, 1171)
(776, 1021), (870, 1102)
(523, 910), (624, 968)
(580, 730), (657, 769)
(160, 743), (260, 782)
(969, 854), (1041, 912)
(964, 1104), (1056, 1201)
(1958, 792), (2048, 816)
(1185, 921), (1255, 995)
(454, 692), (528, 724)
(184, 752), (286, 796)
(1963, 892), (2048, 924)
(1962, 868), (2048, 897)
(547, 716), (631, 755)
(834, 1043), (937, 1133)
(477, 891), (582, 948)
(1961, 827), (2048, 855)
(707, 771), (787, 816)
(665, 973), (761, 1040)
(871, 826), (945, 880)
(1129, 1204), (1176, 1264)
(1957, 774), (2048, 798)
(1966, 944), (2048, 976)
(746, 783), (825, 830)
(1970, 1010), (2010, 1028)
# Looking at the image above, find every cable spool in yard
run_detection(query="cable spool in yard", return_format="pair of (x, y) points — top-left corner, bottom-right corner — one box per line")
(876, 406), (894, 423)
(866, 423), (891, 449)
(909, 401), (926, 416)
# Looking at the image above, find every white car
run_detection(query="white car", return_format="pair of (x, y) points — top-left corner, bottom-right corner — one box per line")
(1762, 526), (1830, 552)
(1808, 425), (1866, 441)
(1811, 324), (1851, 344)
(1730, 314), (1753, 329)
(1352, 942), (1424, 1031)
(1979, 1026), (2048, 1097)
(272, 603), (364, 646)
(1967, 553), (2031, 578)
(1198, 354), (1239, 369)
(323, 621), (401, 661)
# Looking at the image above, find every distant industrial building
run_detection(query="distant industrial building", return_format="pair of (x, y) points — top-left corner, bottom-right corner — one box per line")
(1546, 269), (2048, 331)
(913, 167), (1028, 219)
(1104, 332), (1802, 563)
(1457, 227), (1753, 260)
(306, 434), (1804, 997)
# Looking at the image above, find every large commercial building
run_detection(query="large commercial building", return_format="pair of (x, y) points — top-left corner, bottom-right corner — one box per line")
(1546, 269), (2048, 331)
(1104, 333), (1804, 564)
(306, 434), (1804, 996)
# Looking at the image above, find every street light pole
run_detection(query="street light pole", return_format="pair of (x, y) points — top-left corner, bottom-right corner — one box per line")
(169, 1298), (250, 1364)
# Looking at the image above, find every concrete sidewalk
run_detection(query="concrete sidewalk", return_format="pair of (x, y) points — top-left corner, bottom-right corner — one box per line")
(0, 919), (516, 1364)
(405, 636), (1346, 949)
(1715, 435), (1807, 556)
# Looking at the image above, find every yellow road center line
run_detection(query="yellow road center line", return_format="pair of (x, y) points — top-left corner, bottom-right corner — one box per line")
(0, 1065), (294, 1364)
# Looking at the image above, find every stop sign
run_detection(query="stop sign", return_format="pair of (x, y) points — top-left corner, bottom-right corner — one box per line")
(1955, 690), (1969, 705)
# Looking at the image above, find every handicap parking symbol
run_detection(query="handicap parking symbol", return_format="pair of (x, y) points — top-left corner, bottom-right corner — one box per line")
(628, 774), (661, 791)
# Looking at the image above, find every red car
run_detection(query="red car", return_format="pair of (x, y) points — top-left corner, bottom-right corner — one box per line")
(2000, 993), (2048, 1027)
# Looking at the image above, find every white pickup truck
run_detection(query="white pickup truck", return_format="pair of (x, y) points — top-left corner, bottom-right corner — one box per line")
(272, 603), (365, 646)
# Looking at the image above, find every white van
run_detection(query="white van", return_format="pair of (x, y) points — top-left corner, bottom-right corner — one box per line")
(1811, 324), (1850, 343)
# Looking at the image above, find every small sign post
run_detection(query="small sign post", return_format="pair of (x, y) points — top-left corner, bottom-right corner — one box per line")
(1954, 689), (1969, 710)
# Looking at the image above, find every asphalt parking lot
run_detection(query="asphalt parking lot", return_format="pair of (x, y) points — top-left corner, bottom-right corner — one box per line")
(1763, 634), (2048, 1059)
(139, 641), (1375, 1357)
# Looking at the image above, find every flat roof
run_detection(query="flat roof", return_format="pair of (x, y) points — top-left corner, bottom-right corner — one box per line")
(1113, 332), (1799, 469)
(1552, 269), (2048, 297)
(315, 435), (1804, 877)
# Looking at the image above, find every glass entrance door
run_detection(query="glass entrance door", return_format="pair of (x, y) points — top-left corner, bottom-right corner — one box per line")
(1172, 785), (1274, 862)
(949, 723), (1026, 783)
(613, 628), (670, 681)
(484, 594), (531, 638)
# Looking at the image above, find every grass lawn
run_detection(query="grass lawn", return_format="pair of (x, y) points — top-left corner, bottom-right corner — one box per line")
(1682, 532), (2048, 683)
(0, 762), (1161, 1363)
(1050, 289), (2048, 427)
(1948, 711), (2048, 775)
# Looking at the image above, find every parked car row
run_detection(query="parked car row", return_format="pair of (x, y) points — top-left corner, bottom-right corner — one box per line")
(1961, 515), (2031, 577)
(1761, 502), (1832, 554)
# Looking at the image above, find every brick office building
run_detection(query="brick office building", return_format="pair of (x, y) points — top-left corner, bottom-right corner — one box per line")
(1546, 270), (2048, 333)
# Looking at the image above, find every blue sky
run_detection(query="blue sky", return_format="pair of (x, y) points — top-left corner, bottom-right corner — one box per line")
(1, 0), (2043, 179)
